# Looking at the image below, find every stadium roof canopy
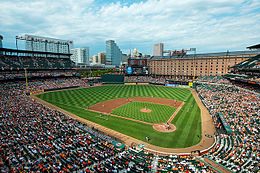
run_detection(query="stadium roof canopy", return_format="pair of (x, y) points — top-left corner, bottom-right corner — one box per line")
(232, 54), (260, 70)
(151, 50), (260, 60)
(247, 44), (260, 50)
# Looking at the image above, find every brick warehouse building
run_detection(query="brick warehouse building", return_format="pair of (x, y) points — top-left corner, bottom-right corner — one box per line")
(147, 50), (260, 80)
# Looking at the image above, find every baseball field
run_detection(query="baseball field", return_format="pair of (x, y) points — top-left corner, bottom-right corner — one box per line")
(37, 85), (202, 148)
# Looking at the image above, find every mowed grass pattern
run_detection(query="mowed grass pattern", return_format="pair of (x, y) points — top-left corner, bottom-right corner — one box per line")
(112, 101), (176, 123)
(37, 85), (201, 148)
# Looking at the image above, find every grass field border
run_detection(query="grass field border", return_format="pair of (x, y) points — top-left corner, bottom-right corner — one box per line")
(35, 85), (215, 152)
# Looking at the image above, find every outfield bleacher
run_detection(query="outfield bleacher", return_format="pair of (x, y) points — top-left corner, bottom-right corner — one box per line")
(233, 54), (260, 70)
(0, 55), (74, 70)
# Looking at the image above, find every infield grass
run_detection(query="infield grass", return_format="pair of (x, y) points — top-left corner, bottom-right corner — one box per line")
(112, 101), (176, 123)
(37, 85), (201, 148)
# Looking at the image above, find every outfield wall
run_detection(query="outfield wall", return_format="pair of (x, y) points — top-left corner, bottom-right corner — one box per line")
(44, 86), (80, 92)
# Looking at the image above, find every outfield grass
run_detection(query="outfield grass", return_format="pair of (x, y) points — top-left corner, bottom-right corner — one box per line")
(37, 85), (201, 148)
(112, 101), (176, 123)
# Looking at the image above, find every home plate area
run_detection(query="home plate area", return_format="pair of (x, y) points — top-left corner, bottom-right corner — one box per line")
(153, 123), (176, 132)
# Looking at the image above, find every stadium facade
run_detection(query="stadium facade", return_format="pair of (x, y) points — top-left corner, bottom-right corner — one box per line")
(105, 40), (123, 66)
(18, 34), (73, 54)
(147, 50), (260, 79)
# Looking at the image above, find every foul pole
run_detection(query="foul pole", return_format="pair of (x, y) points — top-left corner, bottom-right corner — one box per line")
(24, 68), (29, 93)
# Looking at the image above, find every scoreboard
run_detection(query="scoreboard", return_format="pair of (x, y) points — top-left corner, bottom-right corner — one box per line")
(126, 58), (148, 75)
(128, 59), (147, 67)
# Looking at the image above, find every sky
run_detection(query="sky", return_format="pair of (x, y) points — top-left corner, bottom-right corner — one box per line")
(0, 0), (260, 56)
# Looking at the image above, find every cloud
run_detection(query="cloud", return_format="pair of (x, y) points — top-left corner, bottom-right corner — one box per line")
(0, 0), (259, 55)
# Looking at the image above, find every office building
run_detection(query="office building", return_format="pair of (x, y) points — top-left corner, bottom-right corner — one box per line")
(122, 54), (129, 64)
(92, 55), (98, 64)
(98, 52), (106, 64)
(106, 40), (123, 66)
(153, 43), (164, 56)
(71, 48), (89, 64)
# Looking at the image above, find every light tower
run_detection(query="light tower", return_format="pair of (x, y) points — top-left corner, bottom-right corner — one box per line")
(0, 35), (3, 55)
(0, 35), (3, 48)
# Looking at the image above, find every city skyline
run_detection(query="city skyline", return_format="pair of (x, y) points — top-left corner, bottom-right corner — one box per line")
(0, 0), (259, 56)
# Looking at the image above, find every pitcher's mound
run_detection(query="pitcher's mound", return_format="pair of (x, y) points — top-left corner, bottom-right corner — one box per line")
(153, 123), (176, 132)
(140, 108), (152, 113)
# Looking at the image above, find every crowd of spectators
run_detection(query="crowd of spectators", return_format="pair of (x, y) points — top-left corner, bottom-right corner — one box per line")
(0, 55), (74, 70)
(124, 76), (167, 84)
(0, 81), (124, 172)
(89, 150), (213, 172)
(0, 71), (78, 81)
(196, 75), (260, 93)
(28, 77), (89, 92)
(196, 81), (260, 172)
(196, 76), (231, 84)
(0, 78), (213, 172)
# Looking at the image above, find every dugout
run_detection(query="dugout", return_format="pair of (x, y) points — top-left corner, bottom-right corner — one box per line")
(101, 74), (124, 84)
(217, 112), (232, 134)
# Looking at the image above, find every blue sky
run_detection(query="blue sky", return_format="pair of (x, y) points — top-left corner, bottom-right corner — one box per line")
(0, 0), (259, 56)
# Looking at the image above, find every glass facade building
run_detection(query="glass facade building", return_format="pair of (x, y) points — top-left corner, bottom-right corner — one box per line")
(106, 40), (122, 66)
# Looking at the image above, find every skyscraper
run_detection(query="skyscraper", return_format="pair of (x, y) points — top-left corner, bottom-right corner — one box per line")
(70, 47), (89, 64)
(153, 43), (164, 56)
(92, 55), (98, 64)
(91, 53), (105, 64)
(106, 40), (123, 66)
(122, 54), (129, 64)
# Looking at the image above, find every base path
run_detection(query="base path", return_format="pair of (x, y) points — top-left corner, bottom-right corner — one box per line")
(167, 102), (185, 123)
(32, 89), (215, 155)
(87, 108), (153, 126)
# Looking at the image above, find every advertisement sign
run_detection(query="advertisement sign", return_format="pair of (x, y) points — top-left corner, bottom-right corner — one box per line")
(126, 66), (133, 75)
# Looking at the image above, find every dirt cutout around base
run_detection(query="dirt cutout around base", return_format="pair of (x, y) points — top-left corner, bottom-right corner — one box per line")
(140, 108), (152, 113)
(153, 123), (176, 132)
